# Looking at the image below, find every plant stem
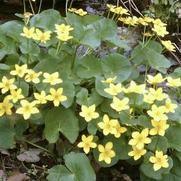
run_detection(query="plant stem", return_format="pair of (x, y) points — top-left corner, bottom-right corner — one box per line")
(28, 0), (35, 15)
(24, 140), (53, 156)
(38, 0), (43, 14)
(71, 46), (77, 70)
(69, 0), (74, 8)
(56, 41), (62, 55)
(52, 0), (56, 9)
(65, 0), (69, 16)
(23, 0), (26, 13)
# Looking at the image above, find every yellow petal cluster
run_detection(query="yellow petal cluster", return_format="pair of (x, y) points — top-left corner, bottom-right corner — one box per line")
(128, 128), (151, 149)
(98, 142), (115, 164)
(150, 120), (169, 136)
(79, 104), (99, 122)
(77, 135), (97, 154)
(149, 151), (169, 171)
(55, 24), (73, 42)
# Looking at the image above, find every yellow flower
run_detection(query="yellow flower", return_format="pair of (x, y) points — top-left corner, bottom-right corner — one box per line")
(110, 96), (129, 112)
(164, 99), (177, 113)
(143, 94), (154, 104)
(47, 88), (67, 107)
(161, 40), (175, 52)
(149, 151), (169, 171)
(104, 83), (123, 96)
(143, 16), (154, 23)
(143, 32), (153, 37)
(150, 120), (169, 136)
(21, 27), (35, 39)
(152, 19), (168, 37)
(148, 88), (168, 101)
(153, 19), (167, 27)
(152, 25), (168, 37)
(68, 8), (77, 13)
(0, 97), (13, 116)
(111, 6), (129, 15)
(75, 9), (87, 16)
(147, 73), (165, 85)
(119, 16), (138, 26)
(77, 135), (97, 154)
(166, 77), (181, 87)
(106, 4), (116, 11)
(147, 105), (167, 121)
(98, 142), (115, 164)
(55, 24), (74, 34)
(33, 29), (51, 43)
(34, 91), (48, 104)
(137, 17), (149, 26)
(6, 88), (24, 103)
(24, 12), (33, 19)
(101, 76), (117, 84)
(10, 64), (28, 78)
(25, 70), (42, 84)
(16, 100), (39, 120)
(43, 72), (62, 85)
(56, 32), (73, 42)
(124, 81), (146, 94)
(113, 122), (127, 138)
(98, 114), (118, 135)
(128, 128), (151, 149)
(0, 76), (17, 94)
(55, 24), (73, 42)
(79, 104), (99, 122)
(128, 146), (147, 160)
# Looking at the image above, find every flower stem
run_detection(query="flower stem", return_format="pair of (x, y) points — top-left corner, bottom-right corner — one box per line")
(28, 0), (35, 15)
(38, 0), (43, 14)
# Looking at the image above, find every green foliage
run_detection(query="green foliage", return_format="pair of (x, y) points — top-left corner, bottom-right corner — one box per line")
(44, 107), (79, 143)
(47, 152), (96, 181)
(0, 7), (180, 181)
(0, 118), (15, 149)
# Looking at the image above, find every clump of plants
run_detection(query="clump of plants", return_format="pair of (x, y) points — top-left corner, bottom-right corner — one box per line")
(0, 3), (181, 180)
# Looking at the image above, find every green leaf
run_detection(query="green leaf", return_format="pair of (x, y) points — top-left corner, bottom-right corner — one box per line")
(175, 151), (181, 162)
(147, 136), (168, 153)
(16, 80), (29, 97)
(61, 80), (75, 108)
(95, 76), (112, 98)
(47, 165), (74, 181)
(131, 41), (171, 73)
(87, 117), (100, 135)
(100, 99), (120, 118)
(101, 53), (131, 82)
(0, 30), (17, 60)
(15, 119), (29, 140)
(162, 157), (181, 181)
(133, 115), (152, 127)
(20, 40), (40, 56)
(168, 104), (181, 122)
(76, 88), (89, 105)
(80, 29), (100, 48)
(0, 63), (10, 70)
(0, 20), (23, 41)
(76, 55), (102, 78)
(76, 88), (103, 106)
(64, 152), (96, 181)
(30, 9), (63, 30)
(170, 67), (181, 78)
(0, 118), (15, 149)
(48, 152), (96, 181)
(166, 124), (181, 151)
(44, 107), (79, 144)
